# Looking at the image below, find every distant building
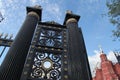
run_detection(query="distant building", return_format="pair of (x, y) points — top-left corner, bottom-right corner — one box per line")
(93, 51), (120, 80)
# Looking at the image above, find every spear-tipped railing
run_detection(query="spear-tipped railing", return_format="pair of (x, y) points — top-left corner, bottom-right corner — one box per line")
(0, 33), (13, 57)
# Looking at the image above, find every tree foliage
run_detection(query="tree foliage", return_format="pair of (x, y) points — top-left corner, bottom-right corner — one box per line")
(106, 0), (120, 40)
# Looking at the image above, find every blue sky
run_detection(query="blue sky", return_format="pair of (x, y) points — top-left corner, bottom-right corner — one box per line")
(0, 0), (119, 76)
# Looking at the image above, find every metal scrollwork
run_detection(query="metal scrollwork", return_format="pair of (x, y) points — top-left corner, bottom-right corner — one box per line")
(38, 28), (62, 48)
(30, 52), (61, 80)
(31, 68), (45, 78)
(49, 70), (61, 80)
(51, 54), (60, 62)
(36, 52), (46, 60)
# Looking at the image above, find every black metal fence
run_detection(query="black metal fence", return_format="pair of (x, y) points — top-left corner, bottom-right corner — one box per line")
(0, 33), (13, 57)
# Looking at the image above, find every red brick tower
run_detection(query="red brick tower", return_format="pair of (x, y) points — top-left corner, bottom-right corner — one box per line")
(93, 50), (120, 80)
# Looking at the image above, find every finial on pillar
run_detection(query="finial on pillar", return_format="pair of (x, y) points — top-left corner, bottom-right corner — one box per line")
(0, 32), (3, 38)
(98, 45), (103, 54)
(34, 5), (42, 9)
(63, 10), (80, 25)
(66, 10), (72, 14)
(9, 34), (13, 39)
(4, 33), (8, 39)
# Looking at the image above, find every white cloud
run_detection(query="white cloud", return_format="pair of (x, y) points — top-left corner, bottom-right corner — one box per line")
(0, 0), (2, 7)
(107, 51), (118, 63)
(0, 0), (5, 15)
(29, 0), (62, 22)
(45, 3), (61, 21)
(7, 0), (14, 4)
(33, 1), (62, 22)
(30, 0), (37, 5)
(88, 50), (117, 77)
(30, 0), (49, 5)
(88, 50), (101, 77)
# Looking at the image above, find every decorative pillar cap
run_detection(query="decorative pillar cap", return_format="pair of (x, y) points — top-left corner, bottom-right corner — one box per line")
(27, 5), (42, 21)
(66, 18), (77, 24)
(63, 10), (80, 25)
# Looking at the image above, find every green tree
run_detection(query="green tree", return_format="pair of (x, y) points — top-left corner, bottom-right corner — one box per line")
(106, 0), (120, 40)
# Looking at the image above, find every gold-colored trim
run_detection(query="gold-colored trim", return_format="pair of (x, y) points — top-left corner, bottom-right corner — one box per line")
(57, 49), (61, 51)
(64, 55), (67, 58)
(28, 11), (39, 20)
(64, 45), (67, 47)
(64, 61), (68, 64)
(64, 68), (68, 71)
(64, 49), (67, 52)
(8, 42), (12, 45)
(64, 75), (68, 79)
(64, 40), (66, 42)
(45, 47), (48, 50)
(0, 41), (2, 43)
(66, 18), (77, 24)
(51, 48), (54, 50)
(38, 47), (41, 49)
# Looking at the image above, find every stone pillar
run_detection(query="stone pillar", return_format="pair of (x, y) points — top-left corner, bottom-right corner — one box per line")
(0, 6), (42, 80)
(64, 11), (92, 80)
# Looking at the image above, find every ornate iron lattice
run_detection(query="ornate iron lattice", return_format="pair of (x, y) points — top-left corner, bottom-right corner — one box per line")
(30, 52), (61, 80)
(38, 28), (62, 48)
